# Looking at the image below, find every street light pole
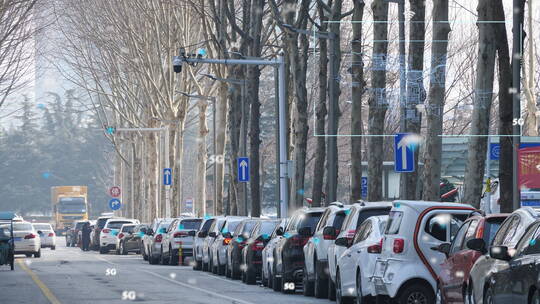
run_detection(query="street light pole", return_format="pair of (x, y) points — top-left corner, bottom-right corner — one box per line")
(512, 0), (523, 211)
(178, 54), (290, 217)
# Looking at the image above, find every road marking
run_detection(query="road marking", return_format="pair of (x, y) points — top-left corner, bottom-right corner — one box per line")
(17, 259), (61, 304)
(141, 269), (256, 304)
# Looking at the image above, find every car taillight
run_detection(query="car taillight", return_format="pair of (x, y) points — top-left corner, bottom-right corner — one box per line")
(48, 232), (54, 237)
(118, 233), (124, 239)
(102, 228), (110, 233)
(476, 225), (484, 239)
(155, 234), (162, 242)
(344, 229), (356, 239)
(393, 238), (405, 253)
(250, 240), (265, 251)
(174, 231), (188, 238)
(290, 235), (309, 247)
(24, 234), (36, 239)
(368, 239), (383, 254)
(223, 238), (232, 245)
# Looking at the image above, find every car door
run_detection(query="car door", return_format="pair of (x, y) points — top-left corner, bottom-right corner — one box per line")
(164, 220), (177, 255)
(440, 221), (470, 303)
(341, 220), (371, 292)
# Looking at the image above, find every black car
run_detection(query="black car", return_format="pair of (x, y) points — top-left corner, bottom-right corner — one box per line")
(478, 218), (540, 303)
(66, 220), (88, 247)
(118, 224), (149, 255)
(272, 207), (325, 293)
(91, 216), (114, 250)
(241, 219), (280, 284)
(226, 218), (259, 280)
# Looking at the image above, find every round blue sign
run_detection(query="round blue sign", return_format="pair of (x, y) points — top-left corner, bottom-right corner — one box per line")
(109, 198), (121, 210)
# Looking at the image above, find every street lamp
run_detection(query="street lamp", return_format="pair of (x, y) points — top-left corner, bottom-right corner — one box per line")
(201, 74), (249, 216)
(178, 91), (217, 216)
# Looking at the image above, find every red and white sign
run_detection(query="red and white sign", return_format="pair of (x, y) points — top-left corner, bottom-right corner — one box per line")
(109, 186), (121, 198)
(519, 146), (540, 189)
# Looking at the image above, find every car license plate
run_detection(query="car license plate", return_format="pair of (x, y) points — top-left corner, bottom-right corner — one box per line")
(14, 237), (22, 241)
(374, 278), (387, 294)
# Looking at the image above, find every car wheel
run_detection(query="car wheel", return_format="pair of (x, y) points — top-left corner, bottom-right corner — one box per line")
(246, 266), (256, 285)
(231, 262), (240, 280)
(99, 247), (107, 254)
(464, 282), (475, 304)
(483, 286), (494, 304)
(356, 271), (364, 304)
(169, 247), (178, 266)
(329, 277), (337, 301)
(303, 265), (314, 296)
(314, 262), (328, 298)
(397, 283), (435, 304)
(193, 258), (202, 270)
(262, 268), (268, 287)
(336, 270), (353, 304)
(160, 248), (169, 265)
(268, 267), (274, 289)
(272, 268), (282, 292)
(218, 262), (225, 276)
(531, 289), (540, 304)
(34, 249), (41, 258)
(225, 263), (231, 278)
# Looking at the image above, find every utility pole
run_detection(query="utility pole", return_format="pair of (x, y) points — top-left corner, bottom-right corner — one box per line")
(178, 92), (217, 216)
(176, 53), (289, 217)
(512, 0), (523, 211)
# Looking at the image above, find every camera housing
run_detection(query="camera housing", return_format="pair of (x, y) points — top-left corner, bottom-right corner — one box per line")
(172, 56), (182, 73)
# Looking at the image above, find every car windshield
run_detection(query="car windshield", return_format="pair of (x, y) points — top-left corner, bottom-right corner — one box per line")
(158, 222), (172, 230)
(226, 221), (242, 235)
(260, 221), (279, 235)
(179, 219), (201, 230)
(108, 221), (133, 229)
(58, 197), (86, 213)
(33, 224), (52, 231)
(298, 212), (323, 233)
(121, 225), (135, 233)
(357, 208), (391, 229)
(97, 218), (109, 229)
(484, 218), (506, 244)
(13, 223), (33, 231)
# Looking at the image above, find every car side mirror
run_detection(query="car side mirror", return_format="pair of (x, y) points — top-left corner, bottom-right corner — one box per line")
(147, 228), (154, 236)
(335, 237), (350, 247)
(37, 230), (43, 235)
(188, 230), (196, 237)
(431, 242), (451, 257)
(209, 232), (217, 238)
(490, 246), (511, 261)
(275, 227), (284, 236)
(198, 231), (208, 238)
(322, 226), (337, 240)
(298, 227), (312, 237)
(466, 238), (487, 254)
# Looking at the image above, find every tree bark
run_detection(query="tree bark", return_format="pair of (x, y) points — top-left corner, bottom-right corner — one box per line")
(367, 0), (389, 201)
(350, 0), (365, 202)
(463, 0), (497, 208)
(422, 0), (450, 201)
(196, 100), (209, 217)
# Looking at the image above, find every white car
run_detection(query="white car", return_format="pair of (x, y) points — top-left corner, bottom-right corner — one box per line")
(212, 216), (246, 275)
(33, 223), (56, 250)
(99, 218), (139, 254)
(202, 217), (227, 271)
(146, 218), (174, 264)
(161, 217), (202, 265)
(6, 222), (41, 257)
(262, 218), (288, 288)
(115, 224), (137, 254)
(193, 217), (219, 270)
(303, 202), (349, 298)
(327, 201), (393, 299)
(335, 215), (388, 304)
(369, 200), (474, 304)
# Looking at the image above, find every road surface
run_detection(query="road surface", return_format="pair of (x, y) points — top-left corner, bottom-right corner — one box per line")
(0, 239), (334, 304)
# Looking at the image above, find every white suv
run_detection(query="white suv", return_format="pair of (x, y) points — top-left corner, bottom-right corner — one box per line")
(369, 200), (474, 304)
(303, 202), (349, 298)
(161, 217), (202, 265)
(99, 218), (139, 254)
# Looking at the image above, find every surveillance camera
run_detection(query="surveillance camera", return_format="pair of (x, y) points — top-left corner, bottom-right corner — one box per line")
(173, 56), (182, 73)
(179, 47), (186, 57)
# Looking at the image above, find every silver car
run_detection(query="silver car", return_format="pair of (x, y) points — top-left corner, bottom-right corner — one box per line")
(193, 217), (219, 270)
(210, 216), (246, 275)
(33, 223), (56, 250)
(262, 218), (288, 288)
(4, 222), (41, 257)
(202, 217), (226, 271)
(146, 219), (173, 264)
(161, 217), (202, 265)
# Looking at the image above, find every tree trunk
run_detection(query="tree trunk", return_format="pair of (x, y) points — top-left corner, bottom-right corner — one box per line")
(400, 0), (426, 199)
(215, 81), (228, 215)
(463, 0), (497, 208)
(311, 1), (328, 207)
(493, 0), (513, 212)
(147, 130), (159, 220)
(350, 0), (365, 202)
(367, 0), (389, 201)
(422, 0), (450, 201)
(196, 101), (209, 217)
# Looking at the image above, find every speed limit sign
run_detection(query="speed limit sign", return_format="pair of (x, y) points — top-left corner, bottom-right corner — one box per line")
(109, 186), (121, 198)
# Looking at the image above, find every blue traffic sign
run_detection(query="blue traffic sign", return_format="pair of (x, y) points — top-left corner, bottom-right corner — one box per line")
(394, 133), (415, 172)
(490, 143), (500, 160)
(109, 198), (121, 210)
(238, 157), (249, 182)
(163, 168), (172, 185)
(361, 177), (368, 199)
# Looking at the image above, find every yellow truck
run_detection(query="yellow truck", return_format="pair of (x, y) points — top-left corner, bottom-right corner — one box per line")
(51, 186), (89, 234)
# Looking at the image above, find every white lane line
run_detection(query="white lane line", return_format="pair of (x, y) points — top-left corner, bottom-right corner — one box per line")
(201, 272), (249, 287)
(140, 269), (256, 304)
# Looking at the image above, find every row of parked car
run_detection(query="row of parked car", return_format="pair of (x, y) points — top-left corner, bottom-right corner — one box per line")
(76, 200), (540, 304)
(0, 219), (57, 258)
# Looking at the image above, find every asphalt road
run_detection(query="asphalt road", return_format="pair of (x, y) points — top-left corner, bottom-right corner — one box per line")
(0, 239), (334, 304)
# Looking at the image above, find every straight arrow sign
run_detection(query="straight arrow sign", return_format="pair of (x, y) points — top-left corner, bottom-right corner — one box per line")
(238, 157), (250, 182)
(394, 133), (415, 172)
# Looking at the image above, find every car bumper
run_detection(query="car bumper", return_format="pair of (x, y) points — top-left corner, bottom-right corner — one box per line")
(14, 242), (40, 253)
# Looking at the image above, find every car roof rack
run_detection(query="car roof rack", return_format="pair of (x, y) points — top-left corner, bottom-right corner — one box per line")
(328, 201), (344, 208)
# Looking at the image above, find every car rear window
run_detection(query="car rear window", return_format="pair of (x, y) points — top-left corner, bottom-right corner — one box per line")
(33, 224), (52, 231)
(227, 221), (243, 235)
(122, 225), (135, 233)
(385, 211), (404, 235)
(75, 222), (86, 229)
(298, 212), (323, 233)
(159, 222), (172, 230)
(201, 219), (214, 232)
(332, 211), (347, 229)
(260, 221), (279, 235)
(180, 219), (202, 230)
(108, 221), (133, 229)
(243, 221), (257, 234)
(484, 218), (506, 244)
(13, 223), (33, 231)
(357, 208), (391, 229)
(97, 218), (109, 229)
